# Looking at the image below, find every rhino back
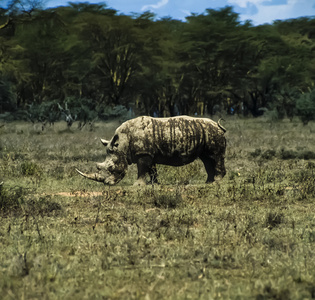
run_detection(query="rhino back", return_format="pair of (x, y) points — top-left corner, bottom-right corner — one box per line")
(118, 116), (224, 163)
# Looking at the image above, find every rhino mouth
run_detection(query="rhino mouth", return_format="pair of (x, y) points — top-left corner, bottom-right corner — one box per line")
(76, 169), (125, 185)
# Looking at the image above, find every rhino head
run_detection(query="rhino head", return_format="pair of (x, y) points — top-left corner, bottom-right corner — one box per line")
(76, 135), (128, 185)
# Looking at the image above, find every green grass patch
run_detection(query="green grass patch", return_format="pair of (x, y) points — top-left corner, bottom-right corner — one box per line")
(0, 118), (315, 299)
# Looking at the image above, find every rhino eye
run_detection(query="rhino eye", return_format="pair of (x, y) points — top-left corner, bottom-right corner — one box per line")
(107, 148), (114, 154)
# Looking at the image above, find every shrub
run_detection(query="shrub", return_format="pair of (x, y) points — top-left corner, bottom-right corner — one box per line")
(297, 150), (315, 160)
(153, 193), (182, 209)
(0, 79), (16, 113)
(27, 101), (61, 126)
(249, 149), (276, 160)
(20, 161), (41, 176)
(99, 104), (128, 120)
(265, 211), (285, 229)
(26, 196), (62, 216)
(261, 149), (276, 160)
(278, 148), (298, 160)
(0, 185), (26, 214)
(0, 184), (61, 216)
(296, 89), (315, 125)
(63, 97), (98, 128)
(250, 149), (262, 158)
(151, 188), (183, 209)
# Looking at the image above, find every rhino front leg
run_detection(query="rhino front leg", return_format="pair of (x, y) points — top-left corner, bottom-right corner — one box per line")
(200, 155), (216, 183)
(135, 155), (156, 186)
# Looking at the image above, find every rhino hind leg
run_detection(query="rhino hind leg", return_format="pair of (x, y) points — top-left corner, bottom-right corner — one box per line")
(216, 156), (226, 178)
(200, 155), (216, 183)
(135, 155), (158, 185)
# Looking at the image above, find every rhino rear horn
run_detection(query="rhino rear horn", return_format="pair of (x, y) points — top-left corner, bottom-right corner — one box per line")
(100, 139), (109, 146)
(76, 169), (105, 183)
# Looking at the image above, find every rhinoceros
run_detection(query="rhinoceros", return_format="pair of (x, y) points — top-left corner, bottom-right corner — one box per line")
(76, 116), (226, 185)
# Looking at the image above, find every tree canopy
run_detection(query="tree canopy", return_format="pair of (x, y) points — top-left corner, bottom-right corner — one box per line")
(0, 2), (314, 122)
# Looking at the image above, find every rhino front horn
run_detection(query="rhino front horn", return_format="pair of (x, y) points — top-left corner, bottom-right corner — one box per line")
(76, 169), (105, 183)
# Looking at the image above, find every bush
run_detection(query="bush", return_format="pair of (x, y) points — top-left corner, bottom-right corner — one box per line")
(296, 89), (315, 125)
(153, 192), (182, 209)
(64, 97), (98, 125)
(20, 161), (41, 176)
(0, 185), (26, 214)
(26, 196), (62, 216)
(99, 104), (128, 120)
(249, 149), (276, 160)
(0, 79), (16, 113)
(261, 149), (276, 160)
(0, 184), (61, 216)
(143, 186), (183, 209)
(278, 148), (298, 160)
(297, 151), (315, 160)
(250, 149), (262, 158)
(265, 211), (285, 229)
(27, 101), (61, 125)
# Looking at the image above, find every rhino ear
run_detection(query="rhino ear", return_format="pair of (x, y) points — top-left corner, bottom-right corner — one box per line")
(100, 139), (109, 147)
(111, 134), (119, 148)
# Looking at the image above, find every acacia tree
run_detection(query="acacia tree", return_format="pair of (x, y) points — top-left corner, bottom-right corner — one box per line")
(14, 10), (69, 104)
(134, 15), (185, 116)
(77, 9), (143, 108)
(241, 18), (315, 117)
(1, 2), (315, 120)
(179, 7), (252, 115)
(50, 3), (116, 100)
(0, 6), (31, 109)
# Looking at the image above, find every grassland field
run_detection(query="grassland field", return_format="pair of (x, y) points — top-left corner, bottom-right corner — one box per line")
(1, 116), (315, 299)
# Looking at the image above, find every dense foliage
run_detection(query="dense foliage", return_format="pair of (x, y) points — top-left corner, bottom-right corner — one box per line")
(0, 1), (315, 121)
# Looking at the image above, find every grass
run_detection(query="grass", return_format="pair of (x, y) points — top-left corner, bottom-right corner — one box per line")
(0, 116), (315, 299)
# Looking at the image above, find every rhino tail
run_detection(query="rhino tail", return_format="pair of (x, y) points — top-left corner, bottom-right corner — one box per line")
(217, 118), (226, 133)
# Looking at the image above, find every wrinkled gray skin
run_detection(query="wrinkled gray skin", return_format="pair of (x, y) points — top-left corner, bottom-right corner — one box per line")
(77, 116), (226, 186)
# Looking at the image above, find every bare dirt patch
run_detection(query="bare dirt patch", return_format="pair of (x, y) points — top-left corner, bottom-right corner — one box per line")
(54, 191), (104, 197)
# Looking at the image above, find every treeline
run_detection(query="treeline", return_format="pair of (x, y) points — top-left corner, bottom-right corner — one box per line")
(0, 2), (315, 124)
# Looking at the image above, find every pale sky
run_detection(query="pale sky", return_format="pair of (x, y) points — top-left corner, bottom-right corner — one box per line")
(27, 0), (315, 25)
